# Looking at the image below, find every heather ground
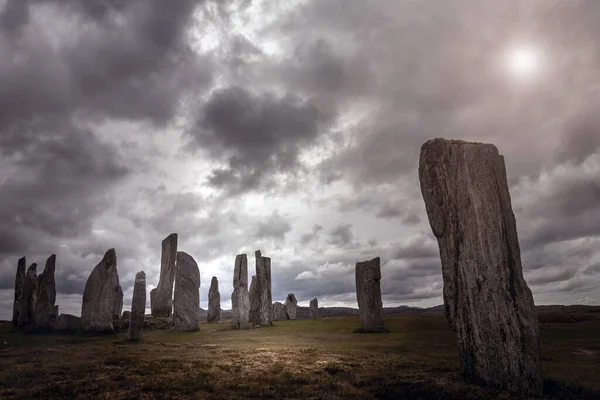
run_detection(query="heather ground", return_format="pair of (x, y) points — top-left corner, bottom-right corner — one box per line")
(0, 315), (598, 399)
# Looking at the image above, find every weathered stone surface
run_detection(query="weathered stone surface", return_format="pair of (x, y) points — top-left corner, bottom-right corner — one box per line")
(207, 276), (221, 323)
(12, 257), (26, 327)
(54, 305), (59, 318)
(81, 249), (121, 333)
(309, 298), (318, 319)
(114, 285), (123, 319)
(33, 255), (58, 331)
(151, 233), (178, 317)
(56, 314), (81, 331)
(355, 257), (386, 333)
(419, 138), (542, 395)
(272, 302), (286, 320)
(250, 250), (273, 327)
(284, 293), (297, 320)
(231, 254), (250, 330)
(248, 275), (259, 326)
(122, 310), (131, 320)
(17, 263), (38, 328)
(172, 251), (200, 331)
(128, 271), (146, 341)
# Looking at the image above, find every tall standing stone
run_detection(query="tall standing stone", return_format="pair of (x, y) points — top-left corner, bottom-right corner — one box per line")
(12, 257), (26, 327)
(17, 263), (37, 328)
(151, 233), (178, 317)
(207, 276), (221, 323)
(231, 254), (250, 329)
(33, 255), (58, 331)
(272, 302), (286, 320)
(172, 251), (200, 331)
(248, 275), (259, 326)
(284, 293), (297, 320)
(250, 250), (273, 327)
(114, 285), (123, 319)
(81, 249), (121, 333)
(419, 138), (542, 395)
(309, 298), (318, 319)
(355, 257), (386, 333)
(128, 271), (146, 341)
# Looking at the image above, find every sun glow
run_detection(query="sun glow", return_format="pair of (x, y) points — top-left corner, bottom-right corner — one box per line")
(505, 45), (542, 79)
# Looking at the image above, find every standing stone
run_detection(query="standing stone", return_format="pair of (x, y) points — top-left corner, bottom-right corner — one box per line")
(355, 257), (386, 333)
(151, 233), (178, 317)
(33, 255), (58, 331)
(128, 271), (146, 341)
(272, 302), (286, 320)
(12, 257), (26, 327)
(122, 310), (131, 320)
(250, 250), (273, 327)
(419, 138), (542, 395)
(81, 249), (121, 333)
(56, 314), (81, 331)
(17, 263), (37, 328)
(309, 298), (319, 319)
(207, 276), (221, 323)
(54, 305), (59, 318)
(248, 275), (259, 326)
(114, 285), (123, 319)
(284, 293), (297, 320)
(231, 254), (250, 329)
(172, 251), (200, 331)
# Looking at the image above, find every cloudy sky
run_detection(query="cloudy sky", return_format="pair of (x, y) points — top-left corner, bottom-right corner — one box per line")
(1, 0), (599, 319)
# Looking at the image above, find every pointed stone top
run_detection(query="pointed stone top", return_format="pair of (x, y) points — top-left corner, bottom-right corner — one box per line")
(135, 271), (146, 282)
(18, 256), (26, 265)
(211, 276), (218, 282)
(255, 250), (262, 258)
(164, 233), (178, 241)
(26, 263), (37, 275)
(44, 254), (56, 273)
(103, 248), (117, 266)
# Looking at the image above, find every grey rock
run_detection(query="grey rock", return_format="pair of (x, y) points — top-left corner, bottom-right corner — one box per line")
(54, 305), (59, 318)
(231, 254), (250, 330)
(284, 293), (297, 320)
(151, 233), (178, 317)
(114, 285), (123, 319)
(419, 138), (542, 395)
(250, 250), (273, 327)
(128, 271), (146, 341)
(56, 314), (80, 331)
(272, 302), (286, 321)
(33, 255), (58, 331)
(122, 311), (131, 320)
(207, 276), (221, 323)
(172, 251), (200, 331)
(355, 257), (386, 333)
(81, 249), (121, 333)
(309, 298), (318, 319)
(17, 263), (37, 328)
(12, 257), (26, 327)
(249, 275), (259, 326)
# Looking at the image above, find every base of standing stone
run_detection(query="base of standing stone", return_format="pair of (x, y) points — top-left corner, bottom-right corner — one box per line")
(352, 327), (390, 334)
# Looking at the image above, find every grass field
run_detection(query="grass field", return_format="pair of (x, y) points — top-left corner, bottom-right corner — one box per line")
(0, 316), (599, 399)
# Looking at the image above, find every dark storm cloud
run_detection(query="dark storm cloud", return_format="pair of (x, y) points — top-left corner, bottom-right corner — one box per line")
(327, 223), (355, 247)
(190, 86), (331, 195)
(254, 212), (292, 240)
(390, 234), (439, 261)
(300, 224), (323, 245)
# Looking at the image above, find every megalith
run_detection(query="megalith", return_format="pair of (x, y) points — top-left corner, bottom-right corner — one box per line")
(81, 249), (121, 333)
(128, 271), (146, 341)
(17, 263), (38, 328)
(33, 254), (58, 331)
(355, 257), (386, 333)
(284, 293), (297, 320)
(151, 233), (178, 317)
(272, 302), (286, 320)
(12, 257), (26, 327)
(172, 251), (200, 331)
(231, 254), (250, 329)
(207, 276), (221, 323)
(248, 275), (259, 326)
(418, 138), (542, 395)
(250, 250), (273, 327)
(56, 314), (80, 331)
(114, 285), (123, 319)
(309, 298), (318, 319)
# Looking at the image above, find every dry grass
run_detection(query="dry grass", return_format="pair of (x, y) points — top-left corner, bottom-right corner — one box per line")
(0, 316), (598, 399)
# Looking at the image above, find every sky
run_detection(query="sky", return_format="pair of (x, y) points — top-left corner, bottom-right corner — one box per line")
(0, 0), (599, 319)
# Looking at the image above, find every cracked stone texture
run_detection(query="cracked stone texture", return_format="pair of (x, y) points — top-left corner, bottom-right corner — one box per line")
(172, 251), (200, 331)
(80, 249), (121, 333)
(419, 138), (542, 395)
(17, 263), (37, 328)
(33, 255), (57, 331)
(250, 250), (273, 327)
(207, 276), (221, 323)
(12, 257), (26, 327)
(231, 254), (250, 329)
(114, 285), (123, 319)
(128, 271), (146, 341)
(151, 233), (178, 317)
(309, 298), (318, 319)
(355, 257), (386, 333)
(248, 275), (259, 326)
(284, 293), (297, 320)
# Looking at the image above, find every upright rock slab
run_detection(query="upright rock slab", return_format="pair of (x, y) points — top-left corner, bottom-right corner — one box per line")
(17, 263), (37, 328)
(419, 138), (542, 395)
(284, 293), (297, 320)
(33, 255), (58, 331)
(151, 233), (178, 317)
(355, 257), (386, 333)
(114, 285), (123, 319)
(56, 314), (80, 331)
(128, 271), (146, 341)
(81, 249), (121, 333)
(172, 251), (200, 331)
(250, 250), (273, 327)
(12, 257), (26, 327)
(231, 254), (250, 329)
(249, 275), (260, 326)
(309, 298), (318, 319)
(207, 276), (221, 323)
(272, 302), (286, 320)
